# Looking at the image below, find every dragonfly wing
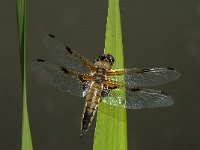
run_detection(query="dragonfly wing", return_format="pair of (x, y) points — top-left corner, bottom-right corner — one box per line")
(108, 67), (180, 87)
(102, 88), (174, 109)
(32, 59), (88, 97)
(43, 34), (95, 73)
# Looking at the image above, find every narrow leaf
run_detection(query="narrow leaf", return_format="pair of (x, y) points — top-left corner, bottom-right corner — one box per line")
(93, 0), (127, 149)
(16, 0), (33, 149)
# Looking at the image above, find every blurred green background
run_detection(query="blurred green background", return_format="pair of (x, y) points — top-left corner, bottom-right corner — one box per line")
(0, 0), (200, 149)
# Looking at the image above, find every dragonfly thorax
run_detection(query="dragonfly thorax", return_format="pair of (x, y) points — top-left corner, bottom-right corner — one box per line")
(92, 73), (105, 83)
(96, 67), (106, 74)
(94, 61), (112, 70)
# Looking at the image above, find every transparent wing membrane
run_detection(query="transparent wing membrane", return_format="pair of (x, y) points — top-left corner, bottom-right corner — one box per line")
(108, 67), (180, 87)
(102, 88), (174, 109)
(32, 59), (85, 97)
(43, 34), (95, 73)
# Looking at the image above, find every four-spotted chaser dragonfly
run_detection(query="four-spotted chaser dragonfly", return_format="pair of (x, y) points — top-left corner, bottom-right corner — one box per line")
(32, 34), (180, 137)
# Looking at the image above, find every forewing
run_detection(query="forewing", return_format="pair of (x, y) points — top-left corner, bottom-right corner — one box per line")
(43, 34), (95, 73)
(32, 59), (87, 97)
(102, 88), (174, 109)
(108, 67), (180, 87)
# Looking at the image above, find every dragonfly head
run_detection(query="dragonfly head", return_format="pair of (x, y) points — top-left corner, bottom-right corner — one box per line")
(95, 54), (115, 66)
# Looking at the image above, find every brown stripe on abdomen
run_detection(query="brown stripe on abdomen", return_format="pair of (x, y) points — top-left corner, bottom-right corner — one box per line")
(80, 82), (103, 137)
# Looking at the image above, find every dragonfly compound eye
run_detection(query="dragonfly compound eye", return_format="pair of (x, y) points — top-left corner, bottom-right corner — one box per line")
(95, 54), (115, 65)
(104, 54), (115, 65)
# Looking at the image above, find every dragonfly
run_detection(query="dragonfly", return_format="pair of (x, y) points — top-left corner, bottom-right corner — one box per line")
(32, 34), (180, 137)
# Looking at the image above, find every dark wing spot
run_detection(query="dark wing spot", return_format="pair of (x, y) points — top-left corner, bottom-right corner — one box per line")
(65, 45), (73, 54)
(37, 59), (44, 62)
(131, 87), (140, 91)
(167, 67), (175, 70)
(60, 67), (85, 81)
(48, 34), (55, 38)
(60, 67), (69, 73)
(79, 77), (84, 82)
(135, 69), (149, 73)
(110, 85), (118, 89)
(161, 91), (168, 95)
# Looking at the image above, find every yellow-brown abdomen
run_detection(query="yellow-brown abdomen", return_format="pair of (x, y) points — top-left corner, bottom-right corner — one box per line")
(80, 82), (103, 137)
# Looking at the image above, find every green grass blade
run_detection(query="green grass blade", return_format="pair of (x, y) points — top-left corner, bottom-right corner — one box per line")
(16, 0), (33, 149)
(93, 0), (127, 149)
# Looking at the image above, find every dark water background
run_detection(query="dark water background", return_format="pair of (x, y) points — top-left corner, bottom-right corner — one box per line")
(0, 0), (200, 149)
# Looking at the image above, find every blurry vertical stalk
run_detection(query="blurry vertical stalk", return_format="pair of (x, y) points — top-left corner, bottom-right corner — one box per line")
(93, 0), (127, 149)
(16, 0), (33, 149)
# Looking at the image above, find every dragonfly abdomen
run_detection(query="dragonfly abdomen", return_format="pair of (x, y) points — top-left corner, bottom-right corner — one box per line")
(80, 82), (103, 137)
